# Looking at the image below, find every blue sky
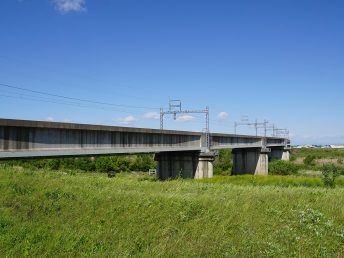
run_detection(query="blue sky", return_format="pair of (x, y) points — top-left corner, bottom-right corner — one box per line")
(1, 0), (343, 145)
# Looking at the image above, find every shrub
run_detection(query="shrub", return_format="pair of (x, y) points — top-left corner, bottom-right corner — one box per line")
(45, 159), (61, 170)
(114, 156), (131, 172)
(59, 158), (78, 170)
(2, 154), (156, 174)
(29, 159), (47, 169)
(213, 150), (232, 175)
(337, 158), (343, 165)
(321, 164), (340, 188)
(129, 155), (156, 172)
(290, 155), (296, 162)
(95, 157), (118, 173)
(74, 158), (96, 172)
(339, 168), (344, 176)
(304, 155), (317, 166)
(269, 160), (299, 175)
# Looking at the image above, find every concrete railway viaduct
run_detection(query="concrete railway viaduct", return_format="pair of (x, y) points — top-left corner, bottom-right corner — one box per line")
(0, 119), (290, 180)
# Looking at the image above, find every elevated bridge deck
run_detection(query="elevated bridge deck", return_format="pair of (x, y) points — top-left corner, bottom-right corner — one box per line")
(0, 119), (288, 159)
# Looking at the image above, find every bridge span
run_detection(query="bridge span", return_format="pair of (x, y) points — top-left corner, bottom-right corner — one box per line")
(0, 119), (290, 179)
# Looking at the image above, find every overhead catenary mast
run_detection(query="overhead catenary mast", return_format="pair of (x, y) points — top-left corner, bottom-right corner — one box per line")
(234, 117), (268, 136)
(234, 117), (289, 139)
(160, 100), (210, 150)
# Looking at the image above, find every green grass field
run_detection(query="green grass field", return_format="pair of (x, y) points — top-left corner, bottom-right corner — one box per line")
(1, 166), (344, 257)
(291, 148), (344, 159)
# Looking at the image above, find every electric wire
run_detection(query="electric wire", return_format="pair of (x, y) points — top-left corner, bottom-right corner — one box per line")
(0, 83), (160, 110)
(0, 93), (134, 114)
(0, 82), (244, 133)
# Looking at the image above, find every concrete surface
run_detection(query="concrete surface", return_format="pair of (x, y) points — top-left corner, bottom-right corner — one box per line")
(0, 118), (290, 178)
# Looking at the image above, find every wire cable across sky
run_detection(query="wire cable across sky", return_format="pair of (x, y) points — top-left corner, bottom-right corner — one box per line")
(0, 83), (161, 110)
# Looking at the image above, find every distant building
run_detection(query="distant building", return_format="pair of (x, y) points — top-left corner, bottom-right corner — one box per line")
(295, 144), (316, 148)
(330, 145), (344, 149)
(294, 144), (344, 149)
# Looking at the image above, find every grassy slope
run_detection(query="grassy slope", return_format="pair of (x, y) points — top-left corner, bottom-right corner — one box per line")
(1, 167), (344, 257)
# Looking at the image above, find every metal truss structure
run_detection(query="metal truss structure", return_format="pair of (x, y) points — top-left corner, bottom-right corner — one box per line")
(160, 100), (210, 149)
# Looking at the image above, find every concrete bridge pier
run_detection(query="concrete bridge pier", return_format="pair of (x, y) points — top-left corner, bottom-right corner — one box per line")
(154, 151), (215, 180)
(232, 148), (271, 176)
(269, 148), (291, 161)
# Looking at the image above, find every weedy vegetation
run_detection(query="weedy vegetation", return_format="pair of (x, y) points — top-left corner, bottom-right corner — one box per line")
(1, 165), (344, 257)
(292, 148), (344, 159)
(303, 155), (317, 166)
(1, 148), (344, 257)
(269, 160), (300, 175)
(3, 154), (156, 173)
(322, 164), (340, 188)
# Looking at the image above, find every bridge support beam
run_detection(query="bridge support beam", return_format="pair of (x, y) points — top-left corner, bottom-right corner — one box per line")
(232, 148), (270, 176)
(269, 148), (290, 161)
(154, 152), (215, 180)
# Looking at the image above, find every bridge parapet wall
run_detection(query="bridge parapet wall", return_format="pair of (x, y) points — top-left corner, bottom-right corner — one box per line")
(0, 119), (202, 158)
(0, 119), (288, 162)
(0, 126), (200, 152)
(211, 134), (262, 149)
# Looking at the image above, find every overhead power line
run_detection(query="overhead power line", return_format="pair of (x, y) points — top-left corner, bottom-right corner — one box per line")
(0, 83), (160, 110)
(0, 93), (134, 114)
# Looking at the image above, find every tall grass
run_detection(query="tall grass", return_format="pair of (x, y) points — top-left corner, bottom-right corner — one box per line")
(1, 166), (344, 257)
(201, 175), (344, 188)
(289, 148), (344, 176)
(292, 148), (344, 159)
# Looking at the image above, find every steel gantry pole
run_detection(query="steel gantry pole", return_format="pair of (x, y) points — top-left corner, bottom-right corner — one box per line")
(160, 100), (211, 150)
(205, 106), (210, 149)
(160, 108), (164, 130)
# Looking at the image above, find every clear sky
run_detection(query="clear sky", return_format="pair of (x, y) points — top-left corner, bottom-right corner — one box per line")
(1, 0), (343, 145)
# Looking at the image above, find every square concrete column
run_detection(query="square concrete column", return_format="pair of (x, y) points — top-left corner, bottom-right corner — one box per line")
(232, 148), (270, 176)
(195, 153), (215, 179)
(269, 147), (291, 161)
(155, 151), (215, 180)
(281, 149), (290, 161)
(256, 149), (269, 176)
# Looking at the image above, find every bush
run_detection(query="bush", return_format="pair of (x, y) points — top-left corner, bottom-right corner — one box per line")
(339, 168), (344, 176)
(59, 158), (78, 170)
(290, 155), (296, 162)
(322, 164), (340, 188)
(1, 154), (156, 174)
(44, 159), (61, 170)
(129, 155), (156, 172)
(269, 160), (299, 175)
(74, 158), (96, 172)
(213, 150), (232, 176)
(95, 157), (118, 173)
(304, 155), (317, 166)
